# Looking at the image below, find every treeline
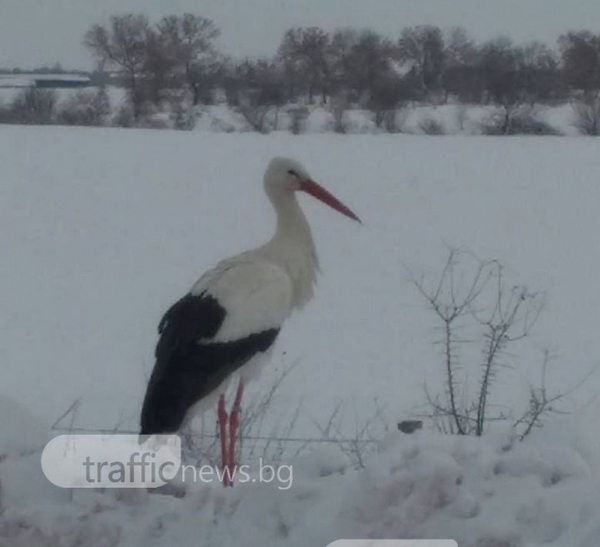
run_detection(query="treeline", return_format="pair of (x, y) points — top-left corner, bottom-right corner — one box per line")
(3, 13), (600, 134)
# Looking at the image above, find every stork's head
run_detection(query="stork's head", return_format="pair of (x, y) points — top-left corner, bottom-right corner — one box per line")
(264, 157), (361, 223)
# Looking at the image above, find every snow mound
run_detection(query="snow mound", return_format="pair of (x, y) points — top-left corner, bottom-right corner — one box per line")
(1, 427), (599, 546)
(351, 432), (597, 546)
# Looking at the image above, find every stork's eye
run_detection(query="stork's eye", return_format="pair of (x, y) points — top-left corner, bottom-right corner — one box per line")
(287, 169), (299, 178)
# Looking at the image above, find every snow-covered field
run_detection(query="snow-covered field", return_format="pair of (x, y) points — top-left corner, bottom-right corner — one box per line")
(2, 126), (600, 545)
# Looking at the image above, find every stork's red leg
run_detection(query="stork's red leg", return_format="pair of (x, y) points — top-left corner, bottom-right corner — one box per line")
(217, 394), (231, 487)
(227, 381), (245, 486)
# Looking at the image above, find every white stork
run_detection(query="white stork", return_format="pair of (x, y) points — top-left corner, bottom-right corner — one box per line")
(140, 157), (360, 486)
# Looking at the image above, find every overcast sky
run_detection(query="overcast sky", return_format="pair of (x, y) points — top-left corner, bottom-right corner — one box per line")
(1, 0), (600, 70)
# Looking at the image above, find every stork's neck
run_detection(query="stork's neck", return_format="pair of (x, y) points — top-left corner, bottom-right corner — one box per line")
(262, 193), (319, 309)
(273, 193), (311, 241)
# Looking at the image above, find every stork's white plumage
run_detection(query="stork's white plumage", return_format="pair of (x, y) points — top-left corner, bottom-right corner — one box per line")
(140, 157), (360, 485)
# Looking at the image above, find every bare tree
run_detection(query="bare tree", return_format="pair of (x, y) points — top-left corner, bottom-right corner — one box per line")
(441, 27), (478, 102)
(445, 27), (477, 68)
(9, 88), (57, 125)
(328, 29), (397, 106)
(331, 95), (349, 133)
(478, 37), (521, 107)
(409, 249), (574, 438)
(476, 38), (561, 134)
(142, 28), (175, 106)
(328, 28), (358, 98)
(471, 265), (543, 435)
(411, 250), (493, 435)
(156, 13), (221, 106)
(559, 31), (600, 95)
(288, 105), (309, 134)
(398, 25), (445, 98)
(232, 59), (286, 133)
(573, 92), (600, 135)
(278, 27), (331, 103)
(519, 41), (563, 104)
(84, 13), (151, 122)
(57, 87), (110, 126)
(367, 73), (406, 131)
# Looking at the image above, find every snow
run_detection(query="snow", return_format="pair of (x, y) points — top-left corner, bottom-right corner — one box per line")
(192, 104), (249, 133)
(2, 402), (600, 546)
(2, 125), (600, 544)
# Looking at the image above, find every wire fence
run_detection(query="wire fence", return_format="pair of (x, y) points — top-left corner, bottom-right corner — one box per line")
(47, 395), (413, 469)
(49, 425), (382, 445)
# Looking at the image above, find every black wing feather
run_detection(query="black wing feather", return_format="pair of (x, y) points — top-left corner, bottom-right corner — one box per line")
(140, 292), (279, 435)
(155, 293), (225, 362)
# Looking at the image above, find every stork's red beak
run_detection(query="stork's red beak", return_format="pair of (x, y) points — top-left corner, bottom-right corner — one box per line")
(300, 180), (361, 223)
